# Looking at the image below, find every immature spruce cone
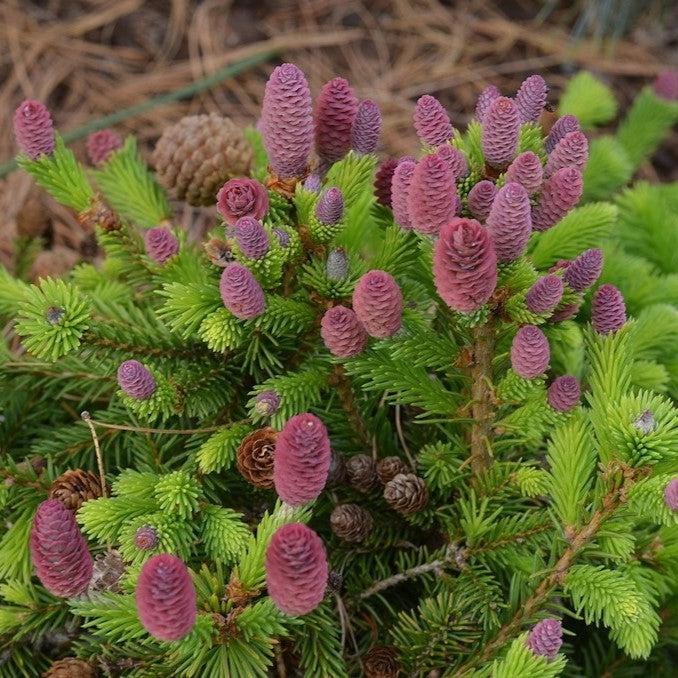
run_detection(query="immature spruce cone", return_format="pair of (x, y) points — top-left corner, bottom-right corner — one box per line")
(326, 248), (349, 281)
(234, 217), (270, 260)
(135, 525), (159, 550)
(547, 375), (581, 412)
(321, 305), (368, 358)
(345, 454), (378, 492)
(506, 151), (543, 195)
(391, 159), (416, 230)
(436, 144), (468, 180)
(152, 113), (252, 206)
(466, 180), (498, 222)
(316, 187), (344, 225)
(664, 478), (678, 511)
(351, 99), (382, 154)
(86, 129), (122, 166)
(304, 173), (321, 192)
(510, 325), (550, 379)
(236, 427), (278, 489)
(14, 100), (55, 159)
(591, 284), (626, 335)
(352, 270), (403, 339)
(531, 166), (583, 231)
(117, 360), (156, 400)
(525, 275), (564, 314)
(654, 70), (678, 100)
(374, 158), (399, 207)
(545, 130), (589, 177)
(330, 504), (373, 542)
(219, 262), (266, 320)
(376, 457), (409, 484)
(49, 469), (104, 511)
(407, 153), (457, 235)
(563, 248), (603, 292)
(413, 95), (453, 147)
(482, 96), (520, 168)
(43, 658), (94, 678)
(384, 474), (429, 514)
(515, 74), (548, 123)
(545, 115), (580, 154)
(474, 85), (500, 123)
(363, 645), (402, 678)
(527, 618), (563, 661)
(145, 226), (179, 264)
(485, 182), (531, 262)
(315, 77), (358, 164)
(254, 390), (281, 417)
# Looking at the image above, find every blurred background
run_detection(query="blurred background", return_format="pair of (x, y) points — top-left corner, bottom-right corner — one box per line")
(1, 0), (676, 279)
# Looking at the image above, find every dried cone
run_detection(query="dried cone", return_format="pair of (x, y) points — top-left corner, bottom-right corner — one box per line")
(330, 504), (373, 542)
(236, 427), (278, 489)
(384, 474), (428, 514)
(376, 457), (409, 484)
(49, 469), (105, 511)
(152, 113), (252, 206)
(88, 549), (125, 594)
(345, 454), (378, 492)
(363, 645), (402, 678)
(43, 658), (94, 678)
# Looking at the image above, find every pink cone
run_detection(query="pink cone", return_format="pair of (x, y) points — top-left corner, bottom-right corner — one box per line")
(374, 158), (399, 207)
(234, 217), (270, 260)
(217, 178), (269, 226)
(407, 153), (457, 235)
(506, 151), (543, 195)
(14, 99), (55, 159)
(515, 75), (548, 123)
(547, 376), (581, 412)
(391, 159), (417, 230)
(532, 166), (583, 231)
(474, 85), (501, 123)
(315, 187), (344, 225)
(511, 325), (550, 378)
(435, 145), (468, 180)
(117, 360), (156, 399)
(664, 478), (678, 511)
(321, 305), (368, 357)
(86, 129), (122, 166)
(545, 131), (589, 177)
(315, 77), (358, 164)
(145, 227), (179, 264)
(351, 99), (382, 154)
(219, 262), (266, 320)
(591, 284), (626, 335)
(545, 115), (580, 154)
(653, 70), (678, 101)
(482, 97), (520, 168)
(352, 270), (403, 339)
(525, 275), (564, 314)
(413, 95), (453, 147)
(527, 619), (562, 661)
(467, 180), (498, 222)
(563, 248), (603, 292)
(486, 182), (532, 262)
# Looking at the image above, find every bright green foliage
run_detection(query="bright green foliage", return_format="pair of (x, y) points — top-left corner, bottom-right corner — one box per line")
(485, 633), (566, 678)
(559, 71), (618, 128)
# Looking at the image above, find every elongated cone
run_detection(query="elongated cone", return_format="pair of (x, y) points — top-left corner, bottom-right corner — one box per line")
(352, 270), (403, 339)
(315, 187), (344, 225)
(467, 180), (497, 222)
(407, 153), (457, 235)
(547, 376), (581, 412)
(591, 284), (626, 335)
(474, 85), (500, 122)
(506, 151), (543, 195)
(219, 262), (266, 319)
(435, 144), (468, 179)
(391, 159), (416, 229)
(234, 217), (270, 260)
(351, 99), (382, 154)
(515, 74), (548, 123)
(510, 325), (550, 378)
(413, 95), (453, 147)
(545, 131), (588, 177)
(486, 182), (532, 262)
(374, 158), (399, 207)
(532, 166), (583, 231)
(321, 305), (368, 357)
(545, 115), (580, 154)
(482, 96), (520, 168)
(14, 99), (55, 159)
(315, 77), (358, 164)
(525, 275), (563, 313)
(86, 129), (122, 166)
(563, 248), (603, 292)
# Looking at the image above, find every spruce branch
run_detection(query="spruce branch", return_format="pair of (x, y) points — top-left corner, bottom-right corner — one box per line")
(81, 411), (108, 499)
(330, 364), (371, 449)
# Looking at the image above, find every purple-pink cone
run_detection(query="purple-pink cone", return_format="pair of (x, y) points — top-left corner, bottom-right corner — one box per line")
(391, 159), (416, 230)
(217, 178), (269, 226)
(474, 85), (501, 122)
(219, 262), (266, 320)
(467, 180), (498, 222)
(592, 284), (626, 335)
(352, 270), (403, 339)
(545, 131), (589, 177)
(482, 96), (520, 168)
(315, 77), (358, 164)
(433, 218), (497, 313)
(315, 187), (344, 225)
(13, 99), (55, 159)
(407, 153), (457, 235)
(413, 95), (453, 147)
(262, 63), (314, 178)
(436, 145), (468, 180)
(511, 325), (550, 378)
(304, 173), (321, 193)
(265, 523), (328, 616)
(653, 70), (678, 101)
(351, 99), (382, 154)
(136, 554), (196, 641)
(255, 390), (281, 417)
(117, 360), (157, 400)
(486, 182), (532, 262)
(515, 74), (548, 123)
(135, 525), (159, 551)
(30, 500), (93, 597)
(374, 158), (399, 207)
(563, 248), (603, 292)
(532, 166), (583, 231)
(321, 305), (368, 357)
(234, 217), (270, 260)
(526, 275), (564, 314)
(548, 376), (581, 412)
(527, 619), (563, 661)
(86, 129), (122, 166)
(145, 227), (179, 264)
(273, 413), (331, 505)
(663, 478), (678, 511)
(506, 151), (543, 195)
(545, 115), (580, 154)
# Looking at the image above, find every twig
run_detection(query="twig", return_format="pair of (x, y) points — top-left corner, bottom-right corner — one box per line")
(80, 411), (108, 498)
(81, 414), (225, 436)
(394, 403), (416, 471)
(331, 365), (371, 449)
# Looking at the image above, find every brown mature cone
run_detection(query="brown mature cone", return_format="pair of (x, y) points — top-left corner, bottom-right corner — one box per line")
(363, 645), (402, 678)
(345, 454), (378, 493)
(152, 113), (253, 206)
(88, 549), (125, 594)
(330, 504), (373, 543)
(43, 658), (94, 678)
(236, 427), (277, 489)
(376, 457), (409, 484)
(383, 474), (429, 515)
(326, 451), (347, 486)
(49, 469), (105, 511)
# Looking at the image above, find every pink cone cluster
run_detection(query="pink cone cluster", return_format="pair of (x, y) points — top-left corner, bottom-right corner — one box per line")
(315, 187), (344, 225)
(592, 284), (626, 335)
(315, 77), (358, 164)
(30, 499), (93, 597)
(255, 390), (281, 417)
(545, 131), (589, 177)
(511, 325), (550, 379)
(321, 305), (368, 357)
(474, 85), (500, 122)
(545, 115), (580, 154)
(436, 145), (468, 179)
(374, 158), (399, 207)
(515, 74), (548, 123)
(136, 554), (196, 641)
(351, 99), (382, 154)
(217, 178), (269, 226)
(525, 275), (564, 314)
(86, 129), (122, 166)
(261, 64), (314, 178)
(145, 227), (179, 264)
(563, 248), (603, 292)
(234, 217), (270, 260)
(481, 96), (520, 168)
(352, 270), (403, 339)
(219, 262), (266, 320)
(433, 218), (497, 313)
(408, 153), (457, 235)
(265, 523), (328, 616)
(14, 99), (55, 159)
(273, 413), (331, 505)
(547, 376), (581, 412)
(532, 167), (583, 231)
(664, 478), (678, 511)
(527, 619), (563, 661)
(117, 360), (156, 400)
(506, 151), (543, 195)
(486, 182), (532, 262)
(413, 95), (453, 147)
(467, 180), (498, 222)
(391, 159), (417, 229)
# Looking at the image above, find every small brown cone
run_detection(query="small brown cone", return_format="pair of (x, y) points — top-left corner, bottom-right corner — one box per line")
(326, 451), (347, 486)
(152, 114), (253, 206)
(363, 645), (401, 678)
(88, 549), (125, 594)
(376, 457), (409, 484)
(345, 454), (378, 493)
(384, 474), (428, 515)
(49, 469), (105, 512)
(43, 658), (94, 678)
(236, 427), (277, 489)
(330, 504), (373, 543)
